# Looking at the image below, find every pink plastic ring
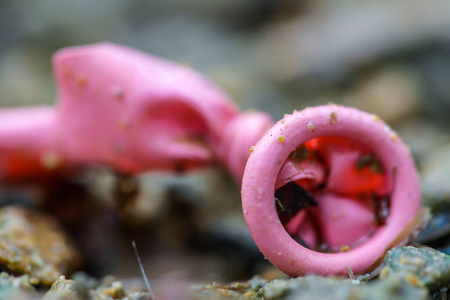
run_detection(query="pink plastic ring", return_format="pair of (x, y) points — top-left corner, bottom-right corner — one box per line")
(242, 105), (426, 277)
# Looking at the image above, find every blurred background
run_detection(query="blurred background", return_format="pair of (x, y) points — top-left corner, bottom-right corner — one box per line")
(1, 0), (450, 297)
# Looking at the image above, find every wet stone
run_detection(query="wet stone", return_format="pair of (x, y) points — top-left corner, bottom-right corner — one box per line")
(43, 275), (154, 300)
(0, 272), (39, 299)
(190, 276), (268, 299)
(0, 206), (82, 285)
(358, 276), (428, 300)
(257, 276), (427, 300)
(255, 276), (357, 300)
(43, 276), (78, 300)
(89, 276), (154, 300)
(380, 246), (450, 291)
(191, 275), (427, 300)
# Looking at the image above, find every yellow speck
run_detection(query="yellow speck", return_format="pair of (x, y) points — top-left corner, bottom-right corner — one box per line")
(372, 114), (381, 122)
(329, 112), (337, 124)
(408, 256), (426, 267)
(390, 132), (398, 141)
(40, 152), (61, 170)
(249, 146), (255, 153)
(281, 120), (285, 124)
(339, 245), (350, 252)
(379, 267), (390, 279)
(277, 252), (282, 256)
(399, 257), (409, 264)
(293, 109), (298, 113)
(284, 113), (290, 118)
(307, 121), (315, 131)
(75, 74), (87, 86)
(243, 291), (256, 297)
(278, 136), (285, 143)
(405, 274), (423, 287)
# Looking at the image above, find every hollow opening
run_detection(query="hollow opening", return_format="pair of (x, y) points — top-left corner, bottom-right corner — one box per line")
(275, 136), (390, 253)
(143, 101), (212, 172)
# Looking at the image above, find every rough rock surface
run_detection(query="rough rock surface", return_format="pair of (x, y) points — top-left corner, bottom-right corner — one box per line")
(0, 206), (82, 285)
(0, 272), (39, 299)
(380, 246), (450, 291)
(190, 275), (428, 300)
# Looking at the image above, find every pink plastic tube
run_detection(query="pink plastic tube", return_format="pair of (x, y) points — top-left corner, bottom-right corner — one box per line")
(0, 43), (273, 182)
(242, 105), (428, 277)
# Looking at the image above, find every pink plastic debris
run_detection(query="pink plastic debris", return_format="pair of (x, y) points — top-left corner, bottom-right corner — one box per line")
(241, 105), (429, 277)
(0, 43), (428, 278)
(0, 43), (273, 181)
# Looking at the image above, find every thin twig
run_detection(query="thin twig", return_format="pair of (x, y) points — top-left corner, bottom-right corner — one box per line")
(132, 241), (155, 299)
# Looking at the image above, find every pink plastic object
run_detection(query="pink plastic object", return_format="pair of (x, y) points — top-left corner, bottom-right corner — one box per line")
(242, 105), (428, 277)
(0, 43), (273, 181)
